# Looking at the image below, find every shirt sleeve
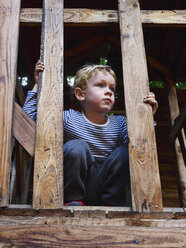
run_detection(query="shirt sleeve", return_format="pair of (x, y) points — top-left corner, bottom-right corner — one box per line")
(23, 91), (37, 121)
(63, 109), (75, 125)
(120, 116), (130, 146)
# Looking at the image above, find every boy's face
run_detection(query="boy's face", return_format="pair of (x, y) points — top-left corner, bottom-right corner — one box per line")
(83, 70), (116, 114)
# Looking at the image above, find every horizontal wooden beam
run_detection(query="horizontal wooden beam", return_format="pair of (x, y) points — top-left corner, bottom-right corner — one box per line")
(0, 222), (186, 247)
(20, 8), (186, 25)
(13, 103), (35, 157)
(0, 214), (186, 225)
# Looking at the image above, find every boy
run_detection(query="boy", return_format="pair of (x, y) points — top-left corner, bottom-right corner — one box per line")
(23, 60), (158, 206)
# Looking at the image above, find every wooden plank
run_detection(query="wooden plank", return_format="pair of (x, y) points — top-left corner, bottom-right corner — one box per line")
(0, 215), (186, 226)
(169, 103), (186, 144)
(141, 10), (186, 25)
(0, 0), (21, 207)
(13, 103), (35, 157)
(1, 205), (186, 218)
(118, 0), (163, 212)
(0, 224), (186, 247)
(16, 79), (25, 106)
(178, 132), (186, 167)
(20, 8), (186, 25)
(166, 79), (186, 207)
(33, 0), (64, 209)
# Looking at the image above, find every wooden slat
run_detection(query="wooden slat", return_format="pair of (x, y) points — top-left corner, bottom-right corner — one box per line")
(166, 79), (186, 206)
(1, 205), (186, 217)
(169, 103), (186, 144)
(16, 79), (26, 106)
(19, 8), (186, 25)
(13, 103), (35, 157)
(118, 0), (163, 212)
(178, 132), (186, 167)
(0, 224), (186, 247)
(1, 215), (186, 226)
(0, 0), (21, 207)
(33, 0), (64, 209)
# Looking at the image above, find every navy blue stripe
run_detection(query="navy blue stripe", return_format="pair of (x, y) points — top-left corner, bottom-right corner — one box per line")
(23, 91), (129, 159)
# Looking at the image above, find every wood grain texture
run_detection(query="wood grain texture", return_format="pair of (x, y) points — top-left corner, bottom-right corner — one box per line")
(33, 0), (64, 209)
(0, 215), (186, 227)
(13, 103), (35, 157)
(166, 79), (186, 207)
(0, 0), (21, 207)
(0, 224), (186, 247)
(169, 104), (186, 144)
(20, 8), (186, 25)
(119, 0), (163, 212)
(15, 79), (25, 106)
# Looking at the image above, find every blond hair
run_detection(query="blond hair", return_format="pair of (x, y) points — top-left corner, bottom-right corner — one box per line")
(74, 64), (116, 91)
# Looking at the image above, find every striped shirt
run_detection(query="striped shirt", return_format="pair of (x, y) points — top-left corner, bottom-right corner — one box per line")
(23, 91), (129, 159)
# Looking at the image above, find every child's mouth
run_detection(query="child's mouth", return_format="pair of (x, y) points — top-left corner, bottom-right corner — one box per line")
(103, 98), (111, 103)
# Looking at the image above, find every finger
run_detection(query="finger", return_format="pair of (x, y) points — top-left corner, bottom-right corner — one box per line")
(144, 95), (156, 101)
(149, 92), (155, 95)
(144, 98), (157, 104)
(35, 60), (44, 67)
(35, 65), (45, 71)
(144, 97), (155, 101)
(36, 65), (44, 70)
(146, 92), (155, 98)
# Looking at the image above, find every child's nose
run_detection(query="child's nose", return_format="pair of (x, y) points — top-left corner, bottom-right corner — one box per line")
(105, 87), (113, 95)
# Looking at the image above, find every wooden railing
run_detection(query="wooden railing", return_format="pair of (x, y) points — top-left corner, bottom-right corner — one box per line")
(1, 0), (186, 211)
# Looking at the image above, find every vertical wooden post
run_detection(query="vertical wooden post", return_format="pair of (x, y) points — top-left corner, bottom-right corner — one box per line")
(0, 0), (21, 206)
(166, 78), (186, 207)
(33, 0), (64, 209)
(118, 0), (163, 212)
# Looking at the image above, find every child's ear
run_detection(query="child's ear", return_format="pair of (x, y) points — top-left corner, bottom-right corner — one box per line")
(74, 87), (85, 101)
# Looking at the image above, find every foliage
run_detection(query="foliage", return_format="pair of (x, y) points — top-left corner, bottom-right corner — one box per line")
(149, 81), (186, 90)
(99, 57), (108, 65)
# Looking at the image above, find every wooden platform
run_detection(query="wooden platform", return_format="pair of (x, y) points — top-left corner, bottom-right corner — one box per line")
(0, 206), (186, 247)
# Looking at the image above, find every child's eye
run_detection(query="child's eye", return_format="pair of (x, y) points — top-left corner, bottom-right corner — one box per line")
(110, 87), (115, 92)
(97, 83), (103, 87)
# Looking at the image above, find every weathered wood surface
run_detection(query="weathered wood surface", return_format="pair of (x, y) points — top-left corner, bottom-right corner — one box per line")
(0, 0), (21, 207)
(169, 103), (186, 144)
(13, 103), (36, 157)
(33, 0), (64, 209)
(0, 222), (186, 247)
(16, 79), (25, 106)
(166, 79), (186, 207)
(1, 204), (185, 217)
(20, 8), (186, 25)
(119, 0), (163, 212)
(0, 214), (186, 226)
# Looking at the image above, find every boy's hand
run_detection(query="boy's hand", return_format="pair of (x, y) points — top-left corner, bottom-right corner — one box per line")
(34, 60), (45, 84)
(143, 92), (158, 115)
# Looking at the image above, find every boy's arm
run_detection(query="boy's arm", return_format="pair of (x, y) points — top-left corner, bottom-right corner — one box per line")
(23, 91), (37, 121)
(23, 60), (45, 121)
(32, 60), (45, 92)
